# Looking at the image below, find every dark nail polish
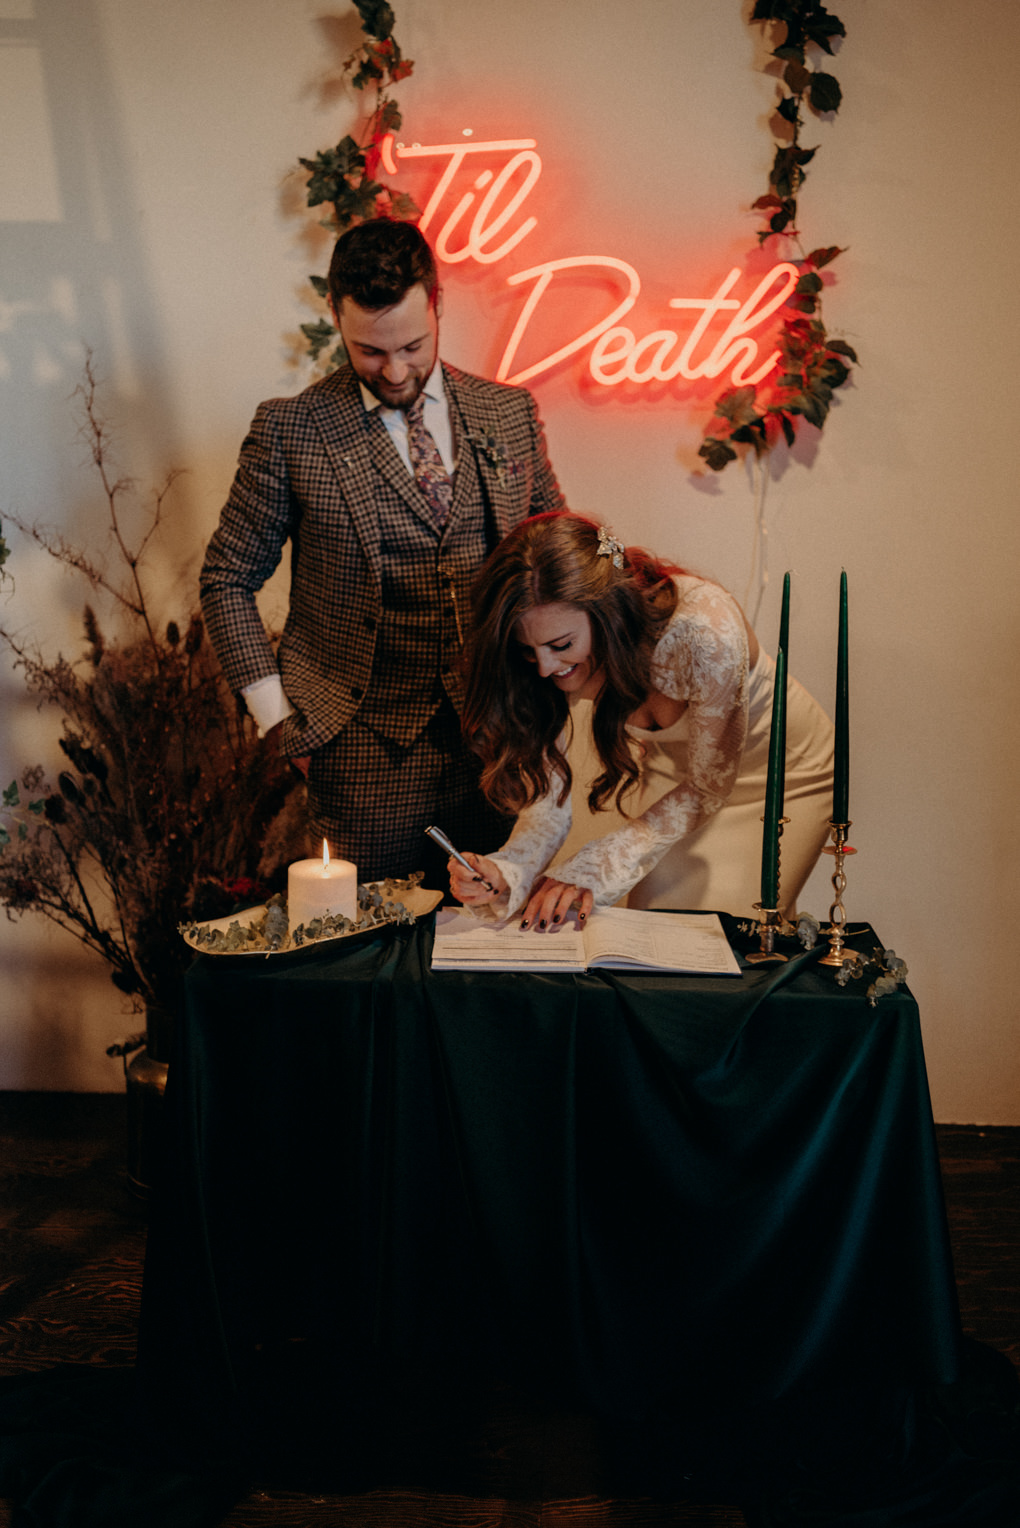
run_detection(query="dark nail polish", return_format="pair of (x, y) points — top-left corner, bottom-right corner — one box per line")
(539, 919), (547, 929)
(552, 914), (561, 924)
(520, 920), (529, 930)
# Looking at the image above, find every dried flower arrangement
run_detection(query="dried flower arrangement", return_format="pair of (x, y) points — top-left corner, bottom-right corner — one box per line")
(0, 361), (305, 1046)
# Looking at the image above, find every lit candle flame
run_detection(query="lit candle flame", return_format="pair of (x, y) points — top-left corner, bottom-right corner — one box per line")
(322, 839), (330, 873)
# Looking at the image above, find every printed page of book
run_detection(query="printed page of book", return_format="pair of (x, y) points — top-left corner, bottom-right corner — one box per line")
(582, 907), (741, 976)
(430, 906), (741, 976)
(431, 907), (586, 971)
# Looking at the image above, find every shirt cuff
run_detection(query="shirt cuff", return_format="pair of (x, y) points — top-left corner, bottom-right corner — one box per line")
(241, 674), (295, 738)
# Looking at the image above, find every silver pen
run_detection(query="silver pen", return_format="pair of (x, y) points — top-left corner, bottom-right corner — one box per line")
(424, 825), (497, 893)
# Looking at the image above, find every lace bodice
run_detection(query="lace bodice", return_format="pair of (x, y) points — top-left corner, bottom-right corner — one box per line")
(485, 575), (752, 915)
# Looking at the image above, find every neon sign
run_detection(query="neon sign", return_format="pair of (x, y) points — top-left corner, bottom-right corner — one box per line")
(383, 133), (797, 393)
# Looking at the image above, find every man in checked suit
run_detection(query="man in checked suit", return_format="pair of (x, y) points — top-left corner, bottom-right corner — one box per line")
(200, 219), (566, 887)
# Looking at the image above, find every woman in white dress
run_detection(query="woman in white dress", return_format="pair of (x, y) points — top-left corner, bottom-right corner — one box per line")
(450, 512), (834, 928)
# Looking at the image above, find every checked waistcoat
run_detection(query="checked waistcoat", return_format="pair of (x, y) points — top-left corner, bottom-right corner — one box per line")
(353, 413), (490, 747)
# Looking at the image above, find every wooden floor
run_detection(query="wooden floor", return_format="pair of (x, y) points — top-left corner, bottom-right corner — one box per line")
(0, 1094), (1017, 1527)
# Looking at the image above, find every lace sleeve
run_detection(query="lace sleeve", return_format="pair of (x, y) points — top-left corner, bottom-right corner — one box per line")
(470, 747), (574, 919)
(550, 580), (750, 907)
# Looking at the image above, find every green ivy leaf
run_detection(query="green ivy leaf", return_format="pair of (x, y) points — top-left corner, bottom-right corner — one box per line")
(820, 356), (850, 388)
(300, 138), (366, 207)
(731, 418), (767, 448)
(752, 194), (784, 211)
(777, 95), (800, 125)
(826, 338), (859, 363)
(699, 438), (738, 472)
(355, 0), (396, 39)
(378, 99), (402, 133)
(783, 59), (811, 95)
(809, 72), (843, 114)
(804, 10), (847, 55)
(301, 319), (338, 360)
(388, 190), (421, 221)
(309, 274), (329, 298)
(3, 781), (18, 809)
(714, 385), (759, 427)
(28, 798), (45, 815)
(805, 245), (844, 269)
(801, 390), (830, 427)
(795, 272), (823, 295)
(351, 57), (384, 90)
(351, 177), (386, 218)
(0, 825), (8, 848)
(777, 411), (797, 448)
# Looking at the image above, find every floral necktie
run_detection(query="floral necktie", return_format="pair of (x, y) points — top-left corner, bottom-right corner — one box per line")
(405, 394), (452, 529)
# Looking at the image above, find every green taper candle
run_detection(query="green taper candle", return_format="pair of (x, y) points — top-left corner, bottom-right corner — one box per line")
(761, 646), (786, 908)
(777, 571), (790, 820)
(833, 571), (849, 822)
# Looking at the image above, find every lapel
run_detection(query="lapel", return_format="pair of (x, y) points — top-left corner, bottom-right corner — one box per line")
(305, 368), (438, 567)
(306, 368), (384, 570)
(445, 368), (515, 538)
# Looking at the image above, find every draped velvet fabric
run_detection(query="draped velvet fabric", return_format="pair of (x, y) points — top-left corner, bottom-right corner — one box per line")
(3, 914), (1019, 1525)
(137, 917), (961, 1461)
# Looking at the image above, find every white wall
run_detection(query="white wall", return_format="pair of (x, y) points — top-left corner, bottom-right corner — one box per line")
(1, 0), (1018, 1118)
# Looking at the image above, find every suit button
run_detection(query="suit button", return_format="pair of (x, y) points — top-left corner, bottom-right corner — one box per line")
(351, 686), (364, 700)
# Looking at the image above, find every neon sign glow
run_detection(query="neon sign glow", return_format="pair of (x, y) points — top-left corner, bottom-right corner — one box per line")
(383, 133), (797, 395)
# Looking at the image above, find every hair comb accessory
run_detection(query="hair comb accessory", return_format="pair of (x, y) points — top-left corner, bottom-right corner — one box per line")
(596, 525), (624, 569)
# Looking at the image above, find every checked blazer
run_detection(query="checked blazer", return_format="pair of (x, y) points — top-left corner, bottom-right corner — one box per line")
(200, 361), (565, 758)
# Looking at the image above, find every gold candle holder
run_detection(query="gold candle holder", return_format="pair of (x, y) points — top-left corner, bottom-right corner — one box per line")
(746, 903), (788, 964)
(819, 820), (857, 967)
(747, 817), (790, 963)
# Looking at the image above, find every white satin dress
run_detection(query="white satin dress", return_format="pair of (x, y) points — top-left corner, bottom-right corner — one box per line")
(484, 575), (835, 919)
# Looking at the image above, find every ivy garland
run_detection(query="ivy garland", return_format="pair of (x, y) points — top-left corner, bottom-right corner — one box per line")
(700, 0), (858, 473)
(298, 0), (418, 370)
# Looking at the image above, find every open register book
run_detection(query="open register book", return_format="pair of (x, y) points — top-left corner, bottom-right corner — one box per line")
(431, 905), (742, 976)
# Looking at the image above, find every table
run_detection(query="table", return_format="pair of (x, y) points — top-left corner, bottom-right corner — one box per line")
(137, 913), (962, 1483)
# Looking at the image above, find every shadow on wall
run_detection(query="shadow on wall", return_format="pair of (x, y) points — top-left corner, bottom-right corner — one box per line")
(0, 0), (183, 520)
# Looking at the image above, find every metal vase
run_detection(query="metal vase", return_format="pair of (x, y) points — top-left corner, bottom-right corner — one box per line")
(124, 1003), (172, 1198)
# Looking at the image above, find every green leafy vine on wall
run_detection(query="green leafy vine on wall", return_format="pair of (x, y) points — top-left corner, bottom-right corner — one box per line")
(700, 0), (858, 473)
(298, 0), (418, 370)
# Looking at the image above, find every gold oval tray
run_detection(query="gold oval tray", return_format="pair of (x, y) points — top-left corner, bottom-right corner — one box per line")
(180, 883), (442, 957)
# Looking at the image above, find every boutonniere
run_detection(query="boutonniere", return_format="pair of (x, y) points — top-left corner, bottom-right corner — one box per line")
(464, 429), (521, 487)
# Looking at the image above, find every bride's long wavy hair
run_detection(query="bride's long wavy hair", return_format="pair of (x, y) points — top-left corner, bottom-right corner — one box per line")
(462, 512), (681, 816)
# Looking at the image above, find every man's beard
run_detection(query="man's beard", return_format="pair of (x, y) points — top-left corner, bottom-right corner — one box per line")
(360, 369), (428, 411)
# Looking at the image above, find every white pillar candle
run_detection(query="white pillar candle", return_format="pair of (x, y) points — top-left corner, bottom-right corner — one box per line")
(287, 841), (357, 929)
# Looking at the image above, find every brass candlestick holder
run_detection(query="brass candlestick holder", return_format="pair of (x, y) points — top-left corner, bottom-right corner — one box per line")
(819, 819), (857, 967)
(747, 816), (790, 964)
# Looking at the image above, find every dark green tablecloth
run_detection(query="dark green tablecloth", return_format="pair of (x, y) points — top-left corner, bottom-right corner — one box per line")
(4, 915), (1019, 1526)
(137, 916), (960, 1455)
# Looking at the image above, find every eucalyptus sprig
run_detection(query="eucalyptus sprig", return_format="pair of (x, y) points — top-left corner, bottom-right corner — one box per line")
(836, 946), (909, 1007)
(299, 0), (418, 369)
(700, 0), (858, 472)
